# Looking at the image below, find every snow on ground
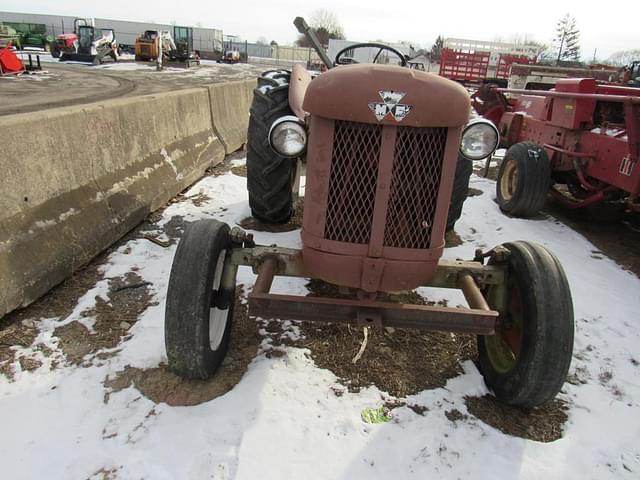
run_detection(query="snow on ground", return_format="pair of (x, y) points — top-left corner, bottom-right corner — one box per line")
(1, 161), (640, 479)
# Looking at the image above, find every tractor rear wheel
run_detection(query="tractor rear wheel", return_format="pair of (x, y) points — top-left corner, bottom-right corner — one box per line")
(165, 219), (235, 379)
(446, 154), (473, 232)
(477, 241), (574, 408)
(246, 70), (296, 224)
(496, 142), (551, 217)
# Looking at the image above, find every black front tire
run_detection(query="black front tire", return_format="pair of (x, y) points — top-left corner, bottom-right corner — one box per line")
(246, 70), (296, 224)
(446, 154), (473, 232)
(478, 241), (574, 408)
(165, 219), (235, 379)
(496, 142), (551, 217)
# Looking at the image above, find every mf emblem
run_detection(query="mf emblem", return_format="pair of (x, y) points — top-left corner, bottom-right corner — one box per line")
(368, 90), (413, 122)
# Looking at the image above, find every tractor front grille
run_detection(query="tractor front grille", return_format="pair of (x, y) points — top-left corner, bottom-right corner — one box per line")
(383, 127), (447, 248)
(324, 121), (382, 244)
(324, 121), (447, 249)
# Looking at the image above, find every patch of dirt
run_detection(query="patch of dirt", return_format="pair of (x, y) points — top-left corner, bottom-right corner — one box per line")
(104, 288), (262, 406)
(445, 408), (468, 423)
(187, 192), (211, 207)
(0, 321), (39, 379)
(206, 149), (247, 177)
(0, 261), (106, 379)
(445, 229), (464, 247)
(465, 395), (569, 442)
(54, 272), (156, 365)
(239, 198), (304, 233)
(467, 187), (483, 197)
(231, 165), (247, 177)
(267, 279), (476, 398)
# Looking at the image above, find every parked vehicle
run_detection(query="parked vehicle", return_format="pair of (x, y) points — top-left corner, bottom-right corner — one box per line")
(163, 17), (575, 409)
(51, 18), (89, 59)
(134, 29), (175, 61)
(59, 25), (118, 64)
(3, 22), (53, 51)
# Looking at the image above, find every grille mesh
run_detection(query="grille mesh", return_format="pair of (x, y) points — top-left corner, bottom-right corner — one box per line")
(324, 121), (382, 244)
(383, 127), (447, 249)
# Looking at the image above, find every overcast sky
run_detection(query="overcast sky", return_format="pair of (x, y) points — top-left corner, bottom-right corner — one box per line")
(2, 0), (638, 60)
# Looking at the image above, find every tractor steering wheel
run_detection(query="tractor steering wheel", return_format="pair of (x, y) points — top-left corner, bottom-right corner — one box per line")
(334, 43), (408, 67)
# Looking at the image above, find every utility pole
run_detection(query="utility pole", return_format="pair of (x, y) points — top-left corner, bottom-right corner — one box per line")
(556, 30), (566, 64)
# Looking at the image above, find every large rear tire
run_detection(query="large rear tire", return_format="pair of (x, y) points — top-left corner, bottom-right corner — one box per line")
(446, 154), (473, 232)
(165, 219), (235, 379)
(478, 241), (574, 408)
(246, 70), (296, 224)
(496, 142), (551, 217)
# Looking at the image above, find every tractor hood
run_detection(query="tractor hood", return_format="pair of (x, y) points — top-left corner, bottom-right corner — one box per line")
(302, 64), (470, 127)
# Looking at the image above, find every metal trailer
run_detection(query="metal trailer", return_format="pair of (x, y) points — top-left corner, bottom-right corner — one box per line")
(439, 49), (536, 86)
(439, 48), (490, 84)
(472, 78), (640, 214)
(508, 63), (620, 90)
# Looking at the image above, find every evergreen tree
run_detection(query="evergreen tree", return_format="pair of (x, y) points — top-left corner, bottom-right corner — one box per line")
(430, 35), (444, 62)
(554, 14), (581, 62)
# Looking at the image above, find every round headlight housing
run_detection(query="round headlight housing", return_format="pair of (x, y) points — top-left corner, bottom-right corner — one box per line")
(460, 119), (499, 160)
(269, 116), (307, 158)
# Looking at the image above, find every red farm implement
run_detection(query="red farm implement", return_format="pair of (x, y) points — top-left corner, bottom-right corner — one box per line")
(0, 42), (24, 76)
(495, 54), (534, 80)
(472, 77), (640, 215)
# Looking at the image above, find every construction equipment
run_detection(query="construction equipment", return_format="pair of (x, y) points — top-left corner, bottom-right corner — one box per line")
(170, 26), (199, 65)
(472, 78), (640, 214)
(59, 25), (118, 64)
(0, 24), (20, 48)
(222, 48), (240, 63)
(163, 17), (575, 409)
(51, 18), (89, 59)
(3, 22), (53, 51)
(622, 61), (640, 87)
(134, 30), (176, 61)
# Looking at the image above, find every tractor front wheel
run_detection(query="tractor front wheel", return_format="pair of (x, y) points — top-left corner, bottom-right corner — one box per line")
(478, 241), (574, 408)
(496, 142), (551, 217)
(446, 154), (473, 232)
(246, 70), (296, 224)
(165, 219), (236, 379)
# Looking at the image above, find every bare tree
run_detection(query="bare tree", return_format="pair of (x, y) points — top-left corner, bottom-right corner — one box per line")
(554, 13), (580, 62)
(296, 9), (345, 47)
(255, 36), (268, 46)
(606, 49), (640, 66)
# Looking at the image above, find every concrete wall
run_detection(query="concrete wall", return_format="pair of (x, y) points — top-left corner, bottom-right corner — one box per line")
(0, 79), (256, 318)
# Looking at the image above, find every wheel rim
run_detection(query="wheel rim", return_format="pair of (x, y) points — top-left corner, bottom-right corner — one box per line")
(499, 158), (518, 202)
(485, 285), (523, 374)
(209, 250), (229, 351)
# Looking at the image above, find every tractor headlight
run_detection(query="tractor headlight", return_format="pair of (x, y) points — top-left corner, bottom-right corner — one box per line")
(460, 119), (499, 160)
(269, 116), (307, 158)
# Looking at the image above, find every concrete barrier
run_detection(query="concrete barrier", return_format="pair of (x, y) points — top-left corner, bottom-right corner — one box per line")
(208, 79), (257, 154)
(0, 85), (242, 318)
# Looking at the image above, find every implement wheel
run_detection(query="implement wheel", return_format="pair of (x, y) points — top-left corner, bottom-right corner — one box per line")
(478, 241), (574, 408)
(246, 70), (296, 224)
(496, 142), (551, 217)
(165, 219), (236, 379)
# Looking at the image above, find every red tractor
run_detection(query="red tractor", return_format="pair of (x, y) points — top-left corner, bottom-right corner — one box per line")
(163, 18), (575, 408)
(51, 18), (88, 59)
(472, 78), (640, 216)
